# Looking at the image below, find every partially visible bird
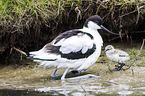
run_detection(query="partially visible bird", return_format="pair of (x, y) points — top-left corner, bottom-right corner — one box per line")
(29, 15), (120, 80)
(104, 45), (130, 71)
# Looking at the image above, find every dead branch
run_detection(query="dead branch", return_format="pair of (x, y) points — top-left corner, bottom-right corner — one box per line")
(13, 47), (27, 56)
(124, 39), (145, 70)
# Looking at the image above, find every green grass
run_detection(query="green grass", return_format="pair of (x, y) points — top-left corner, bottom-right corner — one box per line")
(0, 0), (88, 33)
(0, 0), (65, 33)
(0, 0), (145, 63)
(0, 0), (144, 34)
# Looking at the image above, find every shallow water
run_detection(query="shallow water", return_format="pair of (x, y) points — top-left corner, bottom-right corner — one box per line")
(0, 42), (145, 95)
(1, 66), (145, 95)
(34, 67), (145, 95)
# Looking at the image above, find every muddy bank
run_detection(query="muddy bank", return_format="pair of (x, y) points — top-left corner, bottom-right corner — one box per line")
(1, 64), (145, 95)
(0, 42), (145, 95)
(0, 1), (145, 64)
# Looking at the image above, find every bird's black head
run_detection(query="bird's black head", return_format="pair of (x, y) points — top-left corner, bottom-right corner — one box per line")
(84, 15), (103, 28)
(84, 15), (121, 35)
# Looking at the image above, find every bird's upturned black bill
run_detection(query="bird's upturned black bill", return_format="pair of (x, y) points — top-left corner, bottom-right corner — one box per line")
(100, 25), (121, 35)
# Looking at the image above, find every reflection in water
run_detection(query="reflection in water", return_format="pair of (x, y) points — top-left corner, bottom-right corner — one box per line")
(36, 77), (131, 95)
(61, 80), (68, 96)
(2, 67), (145, 95)
(35, 73), (145, 96)
(36, 74), (102, 95)
(0, 89), (64, 96)
(36, 77), (102, 95)
(1, 72), (145, 96)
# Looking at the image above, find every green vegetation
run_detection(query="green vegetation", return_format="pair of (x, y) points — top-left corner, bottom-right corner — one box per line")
(0, 1), (145, 94)
(0, 0), (64, 33)
(0, 0), (145, 63)
(0, 0), (144, 34)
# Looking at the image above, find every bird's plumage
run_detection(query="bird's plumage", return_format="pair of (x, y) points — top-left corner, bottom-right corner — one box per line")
(104, 45), (130, 63)
(29, 15), (118, 79)
(30, 28), (103, 70)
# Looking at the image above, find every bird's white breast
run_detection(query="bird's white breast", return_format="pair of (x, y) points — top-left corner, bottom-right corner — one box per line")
(76, 28), (103, 70)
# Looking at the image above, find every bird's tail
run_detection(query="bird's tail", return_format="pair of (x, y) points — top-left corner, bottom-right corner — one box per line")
(13, 47), (57, 61)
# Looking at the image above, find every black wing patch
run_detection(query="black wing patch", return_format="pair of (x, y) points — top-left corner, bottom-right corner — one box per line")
(60, 44), (96, 59)
(44, 29), (96, 60)
(45, 43), (96, 60)
(53, 29), (93, 44)
(45, 43), (60, 54)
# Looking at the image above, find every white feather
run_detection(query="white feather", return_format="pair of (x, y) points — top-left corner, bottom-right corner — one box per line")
(105, 45), (130, 63)
(81, 46), (89, 54)
(58, 34), (93, 54)
(29, 17), (104, 70)
(87, 21), (101, 30)
(53, 38), (65, 46)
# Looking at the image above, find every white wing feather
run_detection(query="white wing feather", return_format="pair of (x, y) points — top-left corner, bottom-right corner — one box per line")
(29, 32), (94, 60)
(54, 34), (94, 54)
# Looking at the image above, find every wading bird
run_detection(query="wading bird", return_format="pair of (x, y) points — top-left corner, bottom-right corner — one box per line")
(104, 45), (130, 71)
(29, 15), (120, 80)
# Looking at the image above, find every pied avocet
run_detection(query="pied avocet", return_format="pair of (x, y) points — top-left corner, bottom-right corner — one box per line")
(29, 15), (120, 80)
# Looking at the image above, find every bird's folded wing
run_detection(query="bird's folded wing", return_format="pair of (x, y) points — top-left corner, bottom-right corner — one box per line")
(30, 29), (96, 60)
(47, 30), (96, 59)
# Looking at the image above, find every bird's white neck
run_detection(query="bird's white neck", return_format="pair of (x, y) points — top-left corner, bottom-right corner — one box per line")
(82, 26), (100, 35)
(82, 27), (103, 46)
(87, 21), (101, 30)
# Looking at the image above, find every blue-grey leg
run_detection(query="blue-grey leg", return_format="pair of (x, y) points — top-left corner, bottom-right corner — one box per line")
(114, 62), (125, 71)
(61, 67), (69, 80)
(51, 68), (62, 80)
(51, 68), (86, 80)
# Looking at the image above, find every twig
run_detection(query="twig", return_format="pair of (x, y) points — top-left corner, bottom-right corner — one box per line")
(13, 47), (27, 56)
(136, 4), (140, 25)
(119, 10), (136, 18)
(80, 86), (87, 93)
(124, 39), (145, 70)
(139, 39), (145, 53)
(107, 63), (113, 72)
(75, 7), (82, 23)
(108, 33), (126, 42)
(119, 4), (145, 18)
